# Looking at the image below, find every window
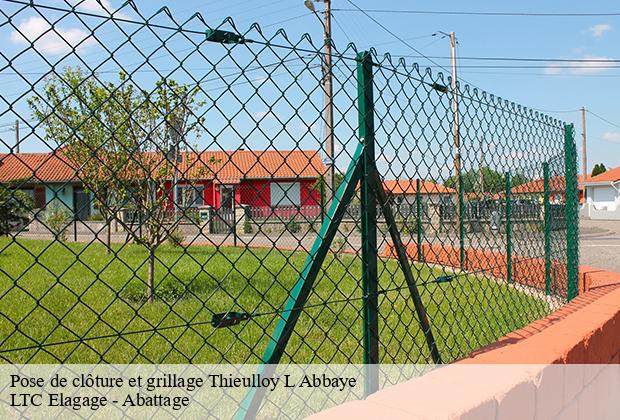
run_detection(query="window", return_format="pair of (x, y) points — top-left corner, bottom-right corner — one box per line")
(270, 182), (300, 207)
(176, 184), (205, 207)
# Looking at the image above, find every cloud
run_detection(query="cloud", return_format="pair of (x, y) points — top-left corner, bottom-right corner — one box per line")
(602, 131), (620, 143)
(589, 23), (612, 38)
(10, 16), (95, 55)
(543, 55), (615, 75)
(544, 65), (562, 75)
(572, 55), (615, 74)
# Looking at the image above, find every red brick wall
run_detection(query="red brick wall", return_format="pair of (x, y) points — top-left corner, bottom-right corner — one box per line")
(383, 241), (569, 296)
(310, 270), (620, 420)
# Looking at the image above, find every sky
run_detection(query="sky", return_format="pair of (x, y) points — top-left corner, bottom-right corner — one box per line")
(1, 0), (619, 177)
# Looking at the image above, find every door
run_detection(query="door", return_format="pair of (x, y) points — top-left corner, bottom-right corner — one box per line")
(73, 188), (91, 221)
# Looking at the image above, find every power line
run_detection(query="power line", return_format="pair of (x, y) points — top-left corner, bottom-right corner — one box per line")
(332, 8), (620, 17)
(342, 1), (455, 79)
(331, 12), (354, 45)
(382, 55), (620, 63)
(458, 70), (620, 78)
(587, 110), (620, 131)
(422, 64), (620, 69)
(342, 0), (494, 95)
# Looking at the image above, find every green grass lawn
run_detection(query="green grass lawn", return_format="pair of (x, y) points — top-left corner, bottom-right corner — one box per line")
(0, 237), (552, 364)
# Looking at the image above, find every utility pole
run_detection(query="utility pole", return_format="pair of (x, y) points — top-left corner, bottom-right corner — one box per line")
(322, 0), (334, 208)
(14, 119), (20, 153)
(479, 136), (484, 194)
(449, 32), (460, 210)
(581, 106), (587, 199)
(305, 0), (334, 208)
(439, 31), (462, 240)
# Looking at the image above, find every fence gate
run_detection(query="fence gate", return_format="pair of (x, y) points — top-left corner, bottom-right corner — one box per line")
(210, 207), (235, 234)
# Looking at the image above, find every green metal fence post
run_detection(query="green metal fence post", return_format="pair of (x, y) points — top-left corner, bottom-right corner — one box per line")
(357, 50), (380, 395)
(416, 179), (423, 262)
(371, 172), (442, 364)
(505, 171), (512, 284)
(543, 162), (551, 295)
(564, 124), (579, 301)
(236, 145), (365, 419)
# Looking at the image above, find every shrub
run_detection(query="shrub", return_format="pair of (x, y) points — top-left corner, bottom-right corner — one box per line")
(88, 212), (105, 221)
(43, 202), (71, 241)
(243, 218), (253, 234)
(167, 228), (185, 247)
(0, 187), (32, 235)
(400, 217), (421, 235)
(286, 219), (301, 234)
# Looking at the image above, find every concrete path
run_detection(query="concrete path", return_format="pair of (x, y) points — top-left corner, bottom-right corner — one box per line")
(579, 219), (620, 272)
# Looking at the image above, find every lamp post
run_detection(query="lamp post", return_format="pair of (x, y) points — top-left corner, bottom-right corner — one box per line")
(305, 0), (334, 208)
(437, 30), (463, 264)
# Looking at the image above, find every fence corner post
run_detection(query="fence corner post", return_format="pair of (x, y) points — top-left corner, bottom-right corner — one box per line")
(505, 171), (512, 284)
(543, 162), (551, 295)
(357, 50), (379, 396)
(458, 171), (465, 270)
(564, 123), (579, 300)
(416, 179), (423, 261)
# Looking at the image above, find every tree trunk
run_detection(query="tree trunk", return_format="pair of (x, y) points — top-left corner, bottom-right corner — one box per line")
(147, 249), (155, 303)
(106, 213), (111, 255)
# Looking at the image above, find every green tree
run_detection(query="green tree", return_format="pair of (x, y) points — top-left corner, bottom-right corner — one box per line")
(29, 67), (132, 253)
(0, 185), (33, 235)
(29, 67), (205, 302)
(591, 163), (607, 177)
(444, 166), (528, 194)
(313, 171), (345, 206)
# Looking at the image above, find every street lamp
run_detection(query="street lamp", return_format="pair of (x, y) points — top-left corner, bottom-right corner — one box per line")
(304, 0), (335, 208)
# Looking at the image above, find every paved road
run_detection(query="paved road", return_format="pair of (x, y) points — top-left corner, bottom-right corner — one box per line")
(579, 219), (620, 273)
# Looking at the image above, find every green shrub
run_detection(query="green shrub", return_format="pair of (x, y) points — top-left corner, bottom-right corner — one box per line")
(243, 218), (253, 234)
(0, 187), (32, 234)
(400, 217), (421, 235)
(167, 228), (185, 247)
(43, 202), (71, 241)
(286, 219), (301, 234)
(88, 212), (105, 221)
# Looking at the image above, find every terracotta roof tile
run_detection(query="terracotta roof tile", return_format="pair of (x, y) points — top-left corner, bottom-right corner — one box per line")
(0, 151), (77, 183)
(583, 166), (620, 184)
(512, 174), (590, 194)
(0, 149), (325, 184)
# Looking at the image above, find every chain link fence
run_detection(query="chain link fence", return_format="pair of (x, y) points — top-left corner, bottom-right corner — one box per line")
(0, 0), (579, 417)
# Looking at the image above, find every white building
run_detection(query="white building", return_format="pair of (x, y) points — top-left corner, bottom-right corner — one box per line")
(581, 166), (620, 220)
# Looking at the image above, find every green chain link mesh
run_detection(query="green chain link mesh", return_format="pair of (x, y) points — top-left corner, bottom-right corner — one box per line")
(0, 0), (580, 417)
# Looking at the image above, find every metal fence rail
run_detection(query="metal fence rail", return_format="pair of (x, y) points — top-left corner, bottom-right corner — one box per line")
(0, 0), (579, 418)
